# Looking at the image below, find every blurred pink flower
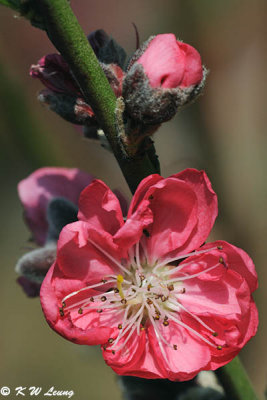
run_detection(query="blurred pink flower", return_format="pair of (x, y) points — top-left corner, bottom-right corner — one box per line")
(18, 167), (94, 246)
(40, 169), (258, 381)
(137, 34), (203, 89)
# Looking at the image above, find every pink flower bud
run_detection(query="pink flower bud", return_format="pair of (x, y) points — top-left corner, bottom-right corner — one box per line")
(136, 34), (203, 89)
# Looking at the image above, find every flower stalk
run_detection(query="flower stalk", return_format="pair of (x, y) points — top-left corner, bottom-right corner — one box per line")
(215, 356), (258, 400)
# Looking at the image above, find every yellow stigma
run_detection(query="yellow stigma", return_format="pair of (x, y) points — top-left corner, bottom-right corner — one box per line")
(117, 274), (124, 299)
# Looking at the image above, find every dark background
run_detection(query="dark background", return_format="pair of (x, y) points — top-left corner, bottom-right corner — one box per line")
(0, 1), (266, 399)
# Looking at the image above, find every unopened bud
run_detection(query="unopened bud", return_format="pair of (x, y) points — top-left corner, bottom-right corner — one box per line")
(123, 34), (207, 125)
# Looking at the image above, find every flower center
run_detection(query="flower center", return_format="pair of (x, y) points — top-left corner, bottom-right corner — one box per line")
(59, 239), (225, 364)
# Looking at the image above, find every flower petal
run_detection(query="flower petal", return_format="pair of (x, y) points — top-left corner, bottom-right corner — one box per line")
(78, 180), (124, 235)
(148, 321), (210, 381)
(18, 167), (93, 245)
(128, 174), (163, 216)
(40, 263), (114, 345)
(57, 222), (124, 281)
(172, 169), (218, 251)
(142, 178), (198, 262)
(114, 200), (153, 249)
(103, 330), (165, 379)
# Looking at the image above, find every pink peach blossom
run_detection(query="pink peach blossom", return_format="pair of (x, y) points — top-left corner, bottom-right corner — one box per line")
(137, 34), (203, 89)
(40, 169), (258, 381)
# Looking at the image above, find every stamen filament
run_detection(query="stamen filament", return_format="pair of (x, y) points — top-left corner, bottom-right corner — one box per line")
(87, 237), (131, 276)
(61, 279), (116, 303)
(164, 262), (220, 283)
(135, 242), (142, 270)
(166, 311), (217, 348)
(167, 299), (216, 333)
(154, 246), (218, 272)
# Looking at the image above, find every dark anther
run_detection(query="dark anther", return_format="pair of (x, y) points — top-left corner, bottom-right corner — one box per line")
(59, 308), (64, 317)
(78, 308), (83, 314)
(101, 296), (107, 302)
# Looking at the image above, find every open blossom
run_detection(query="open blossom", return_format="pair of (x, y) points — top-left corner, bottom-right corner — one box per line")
(40, 169), (258, 381)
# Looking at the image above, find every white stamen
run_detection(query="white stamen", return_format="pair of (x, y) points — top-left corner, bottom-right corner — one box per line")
(110, 303), (145, 349)
(167, 299), (216, 333)
(154, 246), (218, 272)
(166, 311), (217, 348)
(164, 262), (220, 283)
(87, 237), (131, 276)
(147, 306), (173, 349)
(135, 241), (142, 269)
(61, 279), (116, 303)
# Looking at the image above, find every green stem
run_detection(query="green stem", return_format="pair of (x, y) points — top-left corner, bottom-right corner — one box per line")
(215, 356), (258, 400)
(34, 0), (157, 193)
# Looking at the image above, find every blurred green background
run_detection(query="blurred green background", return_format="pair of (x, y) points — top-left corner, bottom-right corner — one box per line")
(0, 0), (266, 399)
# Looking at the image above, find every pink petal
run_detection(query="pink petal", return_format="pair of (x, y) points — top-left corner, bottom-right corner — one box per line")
(180, 268), (250, 320)
(209, 299), (258, 369)
(78, 180), (124, 235)
(178, 42), (203, 88)
(138, 34), (185, 89)
(148, 321), (210, 381)
(40, 262), (116, 345)
(114, 200), (153, 249)
(142, 178), (198, 262)
(128, 174), (163, 216)
(102, 330), (165, 379)
(212, 241), (257, 293)
(18, 167), (93, 245)
(57, 222), (123, 281)
(172, 169), (218, 251)
(137, 34), (202, 89)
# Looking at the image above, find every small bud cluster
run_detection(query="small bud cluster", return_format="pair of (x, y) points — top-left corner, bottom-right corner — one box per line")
(30, 30), (206, 155)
